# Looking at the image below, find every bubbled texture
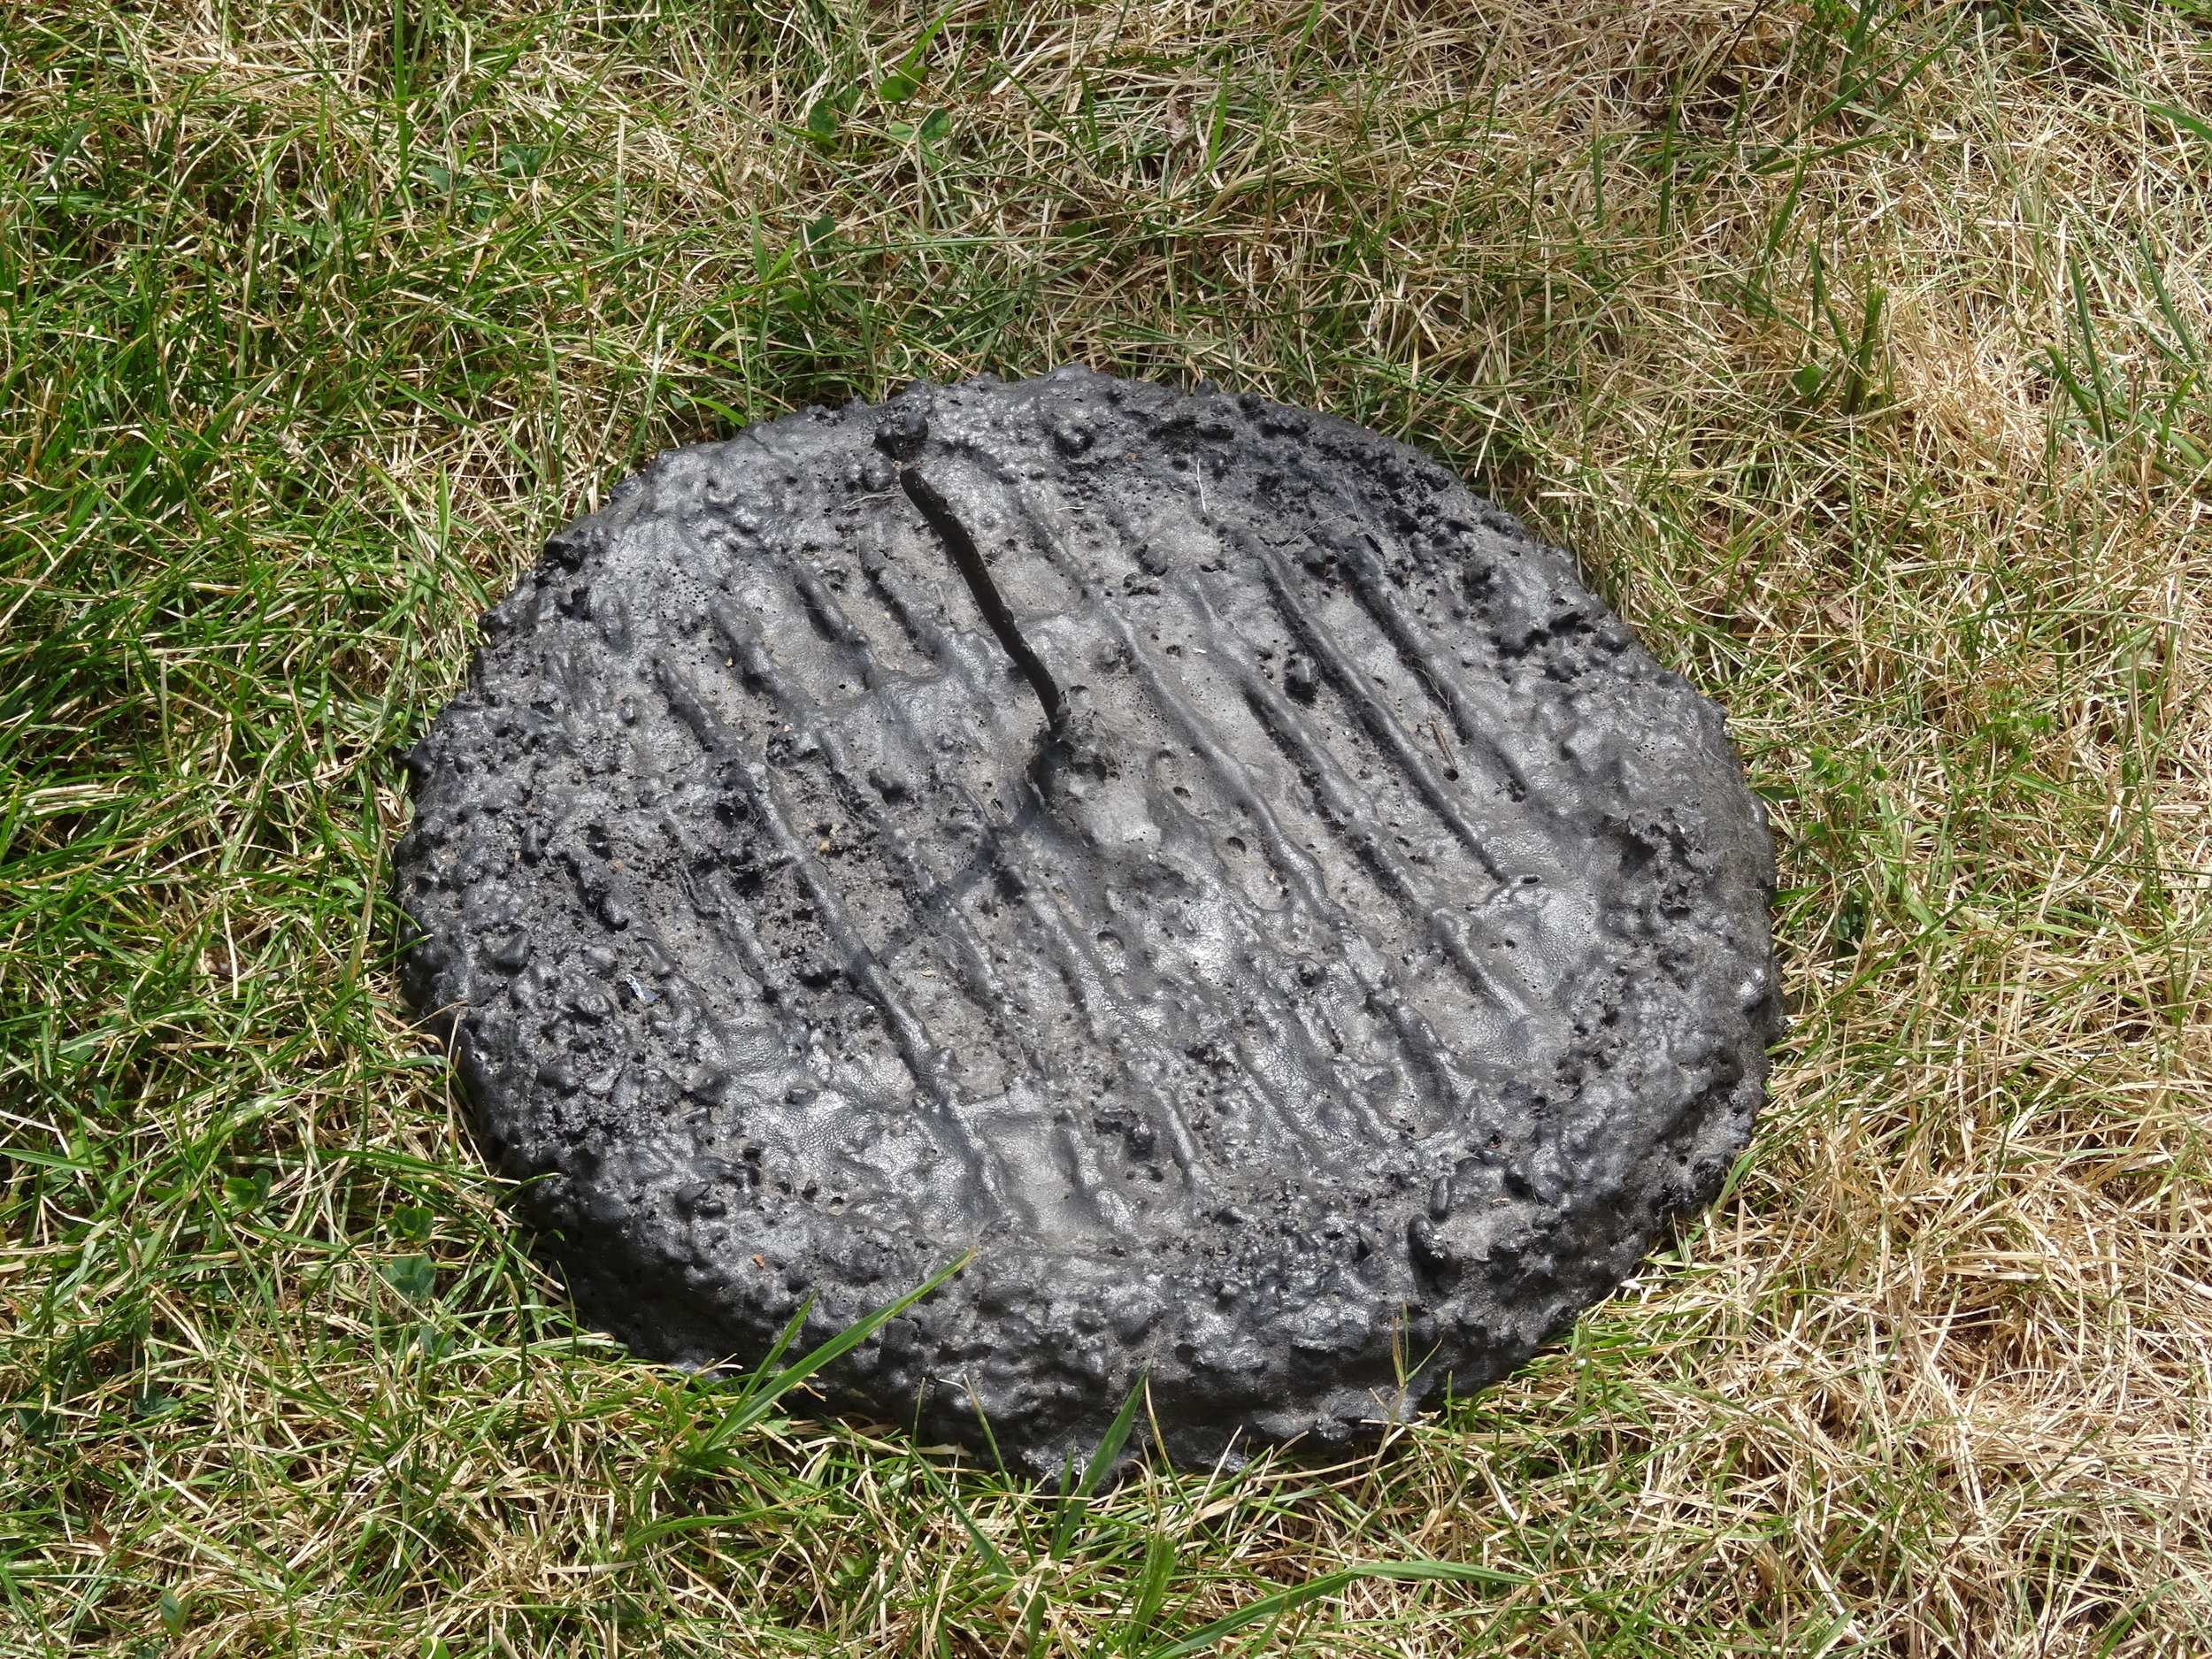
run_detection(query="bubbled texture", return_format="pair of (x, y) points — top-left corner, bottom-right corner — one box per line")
(395, 366), (1782, 1474)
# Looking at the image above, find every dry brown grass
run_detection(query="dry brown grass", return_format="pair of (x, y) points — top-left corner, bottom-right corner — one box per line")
(4, 0), (2210, 1653)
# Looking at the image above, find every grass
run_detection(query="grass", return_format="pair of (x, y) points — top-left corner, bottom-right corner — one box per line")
(2, 0), (2209, 1652)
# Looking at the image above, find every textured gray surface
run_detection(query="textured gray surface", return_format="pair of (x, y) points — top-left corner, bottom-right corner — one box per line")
(394, 365), (1782, 1473)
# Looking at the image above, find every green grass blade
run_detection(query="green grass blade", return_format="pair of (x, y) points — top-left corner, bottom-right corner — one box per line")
(688, 1249), (972, 1456)
(1141, 1561), (1527, 1658)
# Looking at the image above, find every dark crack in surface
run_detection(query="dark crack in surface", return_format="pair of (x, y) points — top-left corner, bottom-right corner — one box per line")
(394, 365), (1783, 1474)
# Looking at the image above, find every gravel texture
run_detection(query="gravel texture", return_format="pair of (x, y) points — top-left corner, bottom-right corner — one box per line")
(394, 365), (1783, 1474)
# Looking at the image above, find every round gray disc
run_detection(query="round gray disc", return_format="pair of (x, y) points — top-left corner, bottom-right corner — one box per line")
(396, 365), (1781, 1473)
